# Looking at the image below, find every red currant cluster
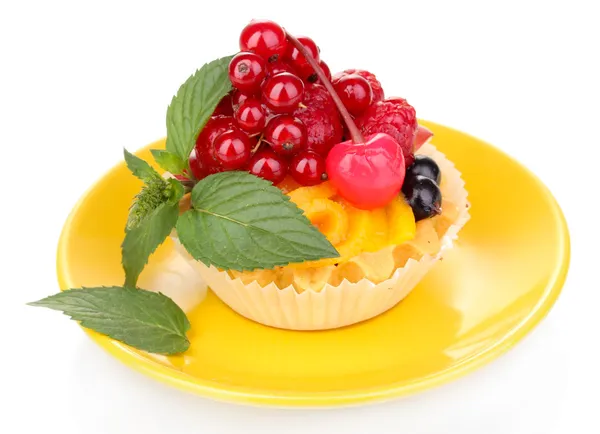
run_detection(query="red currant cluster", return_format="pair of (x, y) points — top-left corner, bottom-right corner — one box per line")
(188, 19), (338, 187)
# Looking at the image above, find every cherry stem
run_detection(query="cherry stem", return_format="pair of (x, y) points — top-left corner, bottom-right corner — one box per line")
(285, 31), (365, 144)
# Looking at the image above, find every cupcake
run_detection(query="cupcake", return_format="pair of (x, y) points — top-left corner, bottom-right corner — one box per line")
(169, 20), (470, 330)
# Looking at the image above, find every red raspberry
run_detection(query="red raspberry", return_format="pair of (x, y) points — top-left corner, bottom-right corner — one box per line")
(333, 69), (384, 102)
(292, 83), (343, 156)
(355, 97), (418, 165)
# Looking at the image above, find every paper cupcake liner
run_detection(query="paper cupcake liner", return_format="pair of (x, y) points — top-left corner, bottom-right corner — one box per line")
(172, 143), (470, 330)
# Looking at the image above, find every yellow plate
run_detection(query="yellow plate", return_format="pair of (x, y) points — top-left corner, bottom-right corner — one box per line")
(57, 120), (569, 407)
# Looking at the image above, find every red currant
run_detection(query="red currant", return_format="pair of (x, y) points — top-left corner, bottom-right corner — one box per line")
(189, 148), (208, 180)
(333, 74), (372, 115)
(285, 36), (319, 69)
(196, 115), (235, 172)
(289, 151), (327, 186)
(213, 129), (252, 170)
(247, 148), (287, 184)
(239, 19), (288, 60)
(231, 90), (253, 110)
(213, 94), (234, 116)
(264, 115), (307, 156)
(261, 72), (304, 113)
(266, 60), (297, 77)
(234, 99), (266, 134)
(228, 52), (267, 94)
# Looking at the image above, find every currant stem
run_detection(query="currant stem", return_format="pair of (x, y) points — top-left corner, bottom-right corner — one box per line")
(284, 31), (365, 144)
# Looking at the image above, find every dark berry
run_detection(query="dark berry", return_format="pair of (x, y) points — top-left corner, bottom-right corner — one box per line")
(402, 175), (442, 221)
(228, 52), (267, 93)
(213, 129), (252, 170)
(264, 115), (307, 156)
(284, 36), (319, 69)
(407, 155), (441, 184)
(289, 151), (327, 186)
(333, 74), (372, 115)
(248, 148), (287, 184)
(239, 19), (288, 60)
(234, 99), (266, 134)
(261, 72), (304, 113)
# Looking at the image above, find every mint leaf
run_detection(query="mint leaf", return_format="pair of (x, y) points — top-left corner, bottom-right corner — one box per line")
(151, 149), (186, 174)
(124, 148), (161, 182)
(28, 287), (190, 355)
(166, 56), (233, 162)
(123, 200), (181, 287)
(176, 171), (339, 271)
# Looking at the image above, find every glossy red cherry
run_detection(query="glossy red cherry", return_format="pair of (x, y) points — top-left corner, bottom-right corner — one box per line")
(213, 129), (252, 170)
(239, 19), (288, 60)
(326, 133), (406, 209)
(284, 36), (319, 69)
(289, 151), (327, 186)
(264, 115), (307, 156)
(228, 52), (267, 93)
(261, 72), (304, 113)
(333, 74), (372, 115)
(247, 148), (287, 184)
(234, 99), (266, 134)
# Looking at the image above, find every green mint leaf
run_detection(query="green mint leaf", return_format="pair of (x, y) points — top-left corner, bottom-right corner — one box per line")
(123, 199), (181, 288)
(176, 171), (339, 271)
(28, 287), (190, 355)
(151, 149), (186, 174)
(166, 55), (234, 162)
(124, 148), (161, 182)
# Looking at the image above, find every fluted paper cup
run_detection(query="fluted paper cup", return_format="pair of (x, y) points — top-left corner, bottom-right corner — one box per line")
(172, 143), (470, 330)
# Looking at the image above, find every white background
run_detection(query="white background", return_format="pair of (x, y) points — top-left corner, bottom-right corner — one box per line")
(2, 0), (599, 433)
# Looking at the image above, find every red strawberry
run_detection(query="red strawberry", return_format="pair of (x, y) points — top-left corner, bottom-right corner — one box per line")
(355, 97), (418, 165)
(332, 69), (385, 102)
(293, 83), (343, 156)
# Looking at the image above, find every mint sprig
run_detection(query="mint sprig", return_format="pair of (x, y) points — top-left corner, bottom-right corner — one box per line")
(28, 287), (190, 355)
(150, 149), (186, 175)
(166, 55), (233, 162)
(176, 171), (339, 271)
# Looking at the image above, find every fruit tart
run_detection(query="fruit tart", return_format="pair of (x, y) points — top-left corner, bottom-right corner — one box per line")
(31, 19), (469, 355)
(171, 20), (470, 330)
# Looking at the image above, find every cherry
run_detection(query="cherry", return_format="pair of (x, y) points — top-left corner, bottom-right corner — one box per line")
(261, 72), (304, 113)
(239, 19), (288, 60)
(289, 151), (327, 186)
(333, 74), (372, 115)
(402, 175), (442, 221)
(326, 133), (405, 209)
(247, 148), (287, 184)
(234, 99), (266, 134)
(212, 129), (252, 170)
(285, 36), (319, 70)
(264, 115), (307, 156)
(228, 52), (267, 94)
(406, 155), (441, 184)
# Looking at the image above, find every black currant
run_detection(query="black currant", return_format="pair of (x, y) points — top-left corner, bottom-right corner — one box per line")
(406, 155), (441, 184)
(402, 175), (442, 221)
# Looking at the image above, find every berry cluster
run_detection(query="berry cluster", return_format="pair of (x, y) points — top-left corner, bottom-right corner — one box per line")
(403, 155), (442, 220)
(188, 19), (335, 187)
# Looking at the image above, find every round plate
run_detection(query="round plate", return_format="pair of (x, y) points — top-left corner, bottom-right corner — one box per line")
(57, 121), (570, 407)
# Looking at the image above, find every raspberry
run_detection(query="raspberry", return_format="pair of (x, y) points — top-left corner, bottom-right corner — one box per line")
(333, 69), (384, 102)
(355, 97), (418, 165)
(293, 83), (343, 156)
